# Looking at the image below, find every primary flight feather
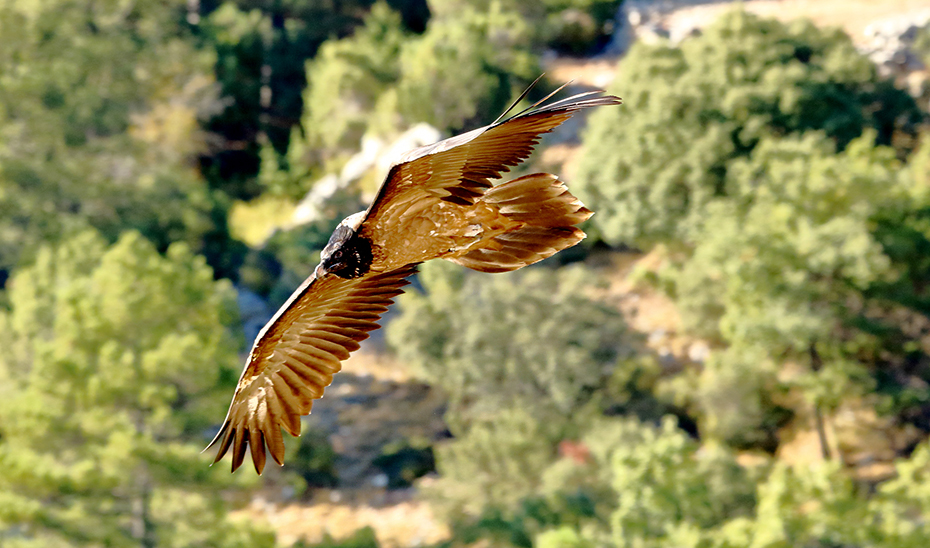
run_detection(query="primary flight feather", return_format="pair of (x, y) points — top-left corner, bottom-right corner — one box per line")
(207, 82), (621, 473)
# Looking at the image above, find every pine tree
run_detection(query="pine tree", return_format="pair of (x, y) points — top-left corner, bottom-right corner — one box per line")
(575, 9), (919, 248)
(387, 261), (634, 517)
(0, 0), (242, 280)
(388, 261), (630, 421)
(265, 1), (541, 199)
(0, 231), (272, 548)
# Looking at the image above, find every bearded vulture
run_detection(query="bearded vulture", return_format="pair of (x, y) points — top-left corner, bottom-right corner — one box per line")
(208, 82), (621, 473)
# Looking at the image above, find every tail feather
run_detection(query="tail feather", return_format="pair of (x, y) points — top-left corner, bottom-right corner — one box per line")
(485, 173), (593, 227)
(447, 173), (592, 273)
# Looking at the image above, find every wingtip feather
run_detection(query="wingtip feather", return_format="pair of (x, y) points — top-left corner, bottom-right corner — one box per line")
(210, 262), (421, 474)
(231, 426), (248, 473)
(249, 425), (267, 475)
(207, 420), (235, 467)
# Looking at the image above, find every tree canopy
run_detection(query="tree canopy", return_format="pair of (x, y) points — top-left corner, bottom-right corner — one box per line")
(0, 0), (244, 280)
(0, 231), (269, 548)
(576, 9), (920, 248)
(570, 9), (930, 453)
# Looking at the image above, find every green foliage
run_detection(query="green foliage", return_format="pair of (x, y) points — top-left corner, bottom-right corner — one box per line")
(431, 0), (622, 54)
(291, 428), (339, 490)
(297, 3), (409, 173)
(873, 133), (930, 311)
(542, 0), (623, 54)
(870, 441), (930, 546)
(274, 1), (540, 198)
(426, 406), (567, 517)
(605, 418), (755, 547)
(293, 527), (380, 548)
(388, 261), (629, 419)
(0, 0), (245, 280)
(689, 346), (791, 450)
(394, 3), (538, 130)
(574, 8), (930, 447)
(198, 0), (431, 200)
(0, 230), (270, 548)
(451, 492), (599, 548)
(434, 415), (930, 548)
(536, 527), (595, 548)
(442, 417), (757, 548)
(670, 132), (899, 345)
(577, 9), (919, 248)
(199, 2), (274, 199)
(438, 415), (635, 543)
(658, 131), (930, 435)
(372, 438), (435, 489)
(389, 262), (662, 521)
(530, 430), (930, 548)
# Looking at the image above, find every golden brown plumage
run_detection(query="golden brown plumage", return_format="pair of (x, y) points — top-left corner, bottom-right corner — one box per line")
(207, 82), (621, 473)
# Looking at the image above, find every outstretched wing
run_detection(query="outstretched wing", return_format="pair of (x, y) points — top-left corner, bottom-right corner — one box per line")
(207, 81), (620, 474)
(207, 265), (418, 473)
(358, 85), (621, 246)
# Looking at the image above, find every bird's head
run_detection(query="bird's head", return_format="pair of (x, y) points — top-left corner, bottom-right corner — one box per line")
(318, 211), (371, 278)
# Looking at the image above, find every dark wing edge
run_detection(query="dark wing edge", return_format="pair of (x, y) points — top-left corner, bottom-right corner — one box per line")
(205, 265), (419, 474)
(489, 73), (547, 126)
(363, 83), (621, 224)
(394, 82), (621, 170)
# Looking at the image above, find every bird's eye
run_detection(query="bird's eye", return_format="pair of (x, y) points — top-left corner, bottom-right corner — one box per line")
(332, 250), (342, 259)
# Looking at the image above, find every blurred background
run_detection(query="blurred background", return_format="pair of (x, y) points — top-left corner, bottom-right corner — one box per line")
(2, 0), (930, 546)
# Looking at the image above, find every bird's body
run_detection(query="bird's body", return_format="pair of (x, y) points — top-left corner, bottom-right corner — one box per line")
(208, 82), (621, 473)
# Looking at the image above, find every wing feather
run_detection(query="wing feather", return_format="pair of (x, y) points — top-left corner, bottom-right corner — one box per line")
(249, 421), (266, 475)
(288, 345), (340, 371)
(262, 392), (287, 465)
(270, 375), (303, 436)
(359, 88), (621, 248)
(209, 83), (619, 474)
(207, 265), (417, 473)
(283, 355), (332, 388)
(231, 426), (248, 472)
(300, 334), (357, 358)
(213, 421), (234, 460)
(326, 310), (384, 321)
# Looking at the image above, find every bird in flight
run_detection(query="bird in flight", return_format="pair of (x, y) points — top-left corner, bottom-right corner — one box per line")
(207, 81), (621, 473)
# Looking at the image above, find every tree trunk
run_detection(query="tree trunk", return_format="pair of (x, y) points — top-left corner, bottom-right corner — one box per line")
(131, 483), (156, 548)
(809, 344), (832, 461)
